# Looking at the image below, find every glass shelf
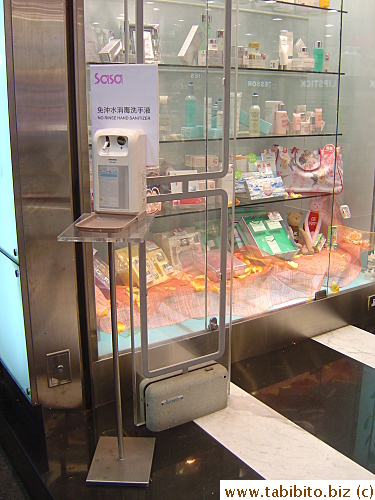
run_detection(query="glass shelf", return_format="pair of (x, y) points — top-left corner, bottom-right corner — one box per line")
(153, 192), (333, 219)
(58, 213), (155, 244)
(160, 132), (341, 144)
(158, 64), (343, 77)
(257, 0), (347, 14)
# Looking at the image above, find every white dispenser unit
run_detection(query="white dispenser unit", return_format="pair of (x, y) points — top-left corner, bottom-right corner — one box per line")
(92, 128), (147, 215)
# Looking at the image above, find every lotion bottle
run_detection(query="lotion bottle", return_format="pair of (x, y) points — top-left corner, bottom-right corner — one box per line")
(275, 102), (288, 135)
(216, 98), (223, 129)
(249, 92), (260, 136)
(159, 96), (170, 141)
(313, 41), (324, 72)
(185, 81), (196, 127)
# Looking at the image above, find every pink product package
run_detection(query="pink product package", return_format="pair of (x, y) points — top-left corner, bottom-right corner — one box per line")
(193, 249), (246, 281)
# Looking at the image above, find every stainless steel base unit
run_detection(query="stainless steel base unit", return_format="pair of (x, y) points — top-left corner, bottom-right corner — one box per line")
(86, 436), (155, 486)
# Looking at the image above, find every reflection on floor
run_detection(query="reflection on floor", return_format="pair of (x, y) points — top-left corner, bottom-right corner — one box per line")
(2, 326), (375, 498)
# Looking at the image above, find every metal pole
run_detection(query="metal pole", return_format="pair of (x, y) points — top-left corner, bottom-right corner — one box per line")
(108, 241), (125, 460)
(135, 0), (144, 63)
(124, 0), (129, 64)
(128, 243), (137, 422)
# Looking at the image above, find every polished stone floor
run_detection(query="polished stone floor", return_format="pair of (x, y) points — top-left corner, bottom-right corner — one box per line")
(2, 326), (375, 498)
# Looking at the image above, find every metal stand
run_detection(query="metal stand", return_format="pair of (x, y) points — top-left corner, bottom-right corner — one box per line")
(86, 241), (155, 486)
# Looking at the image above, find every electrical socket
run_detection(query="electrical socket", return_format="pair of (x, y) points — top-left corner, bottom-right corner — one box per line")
(367, 294), (375, 311)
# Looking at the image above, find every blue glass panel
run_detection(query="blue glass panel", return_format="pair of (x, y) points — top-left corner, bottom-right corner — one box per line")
(0, 253), (30, 398)
(0, 0), (18, 259)
(0, 0), (29, 398)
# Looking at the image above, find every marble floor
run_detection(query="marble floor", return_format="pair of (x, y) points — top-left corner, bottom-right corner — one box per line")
(2, 325), (375, 498)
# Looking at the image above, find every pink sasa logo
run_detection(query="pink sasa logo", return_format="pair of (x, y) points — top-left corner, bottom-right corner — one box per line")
(94, 73), (123, 85)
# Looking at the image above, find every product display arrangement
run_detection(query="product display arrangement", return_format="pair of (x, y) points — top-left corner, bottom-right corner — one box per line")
(82, 0), (375, 361)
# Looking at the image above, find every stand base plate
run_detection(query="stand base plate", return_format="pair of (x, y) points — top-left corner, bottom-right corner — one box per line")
(86, 436), (155, 486)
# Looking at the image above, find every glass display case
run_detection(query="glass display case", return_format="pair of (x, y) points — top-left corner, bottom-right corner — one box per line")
(81, 0), (375, 370)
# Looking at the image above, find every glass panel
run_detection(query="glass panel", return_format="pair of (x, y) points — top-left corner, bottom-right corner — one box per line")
(0, 0), (29, 398)
(0, 253), (30, 398)
(230, 1), (344, 320)
(90, 196), (227, 360)
(329, 1), (375, 293)
(83, 0), (229, 359)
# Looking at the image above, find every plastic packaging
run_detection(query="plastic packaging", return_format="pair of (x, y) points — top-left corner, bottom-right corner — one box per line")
(193, 250), (246, 281)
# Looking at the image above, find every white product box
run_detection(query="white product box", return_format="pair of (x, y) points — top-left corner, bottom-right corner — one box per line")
(185, 155), (219, 169)
(178, 25), (204, 65)
(247, 59), (266, 69)
(170, 170), (199, 194)
(303, 58), (315, 70)
(291, 58), (304, 70)
(198, 49), (223, 66)
(99, 39), (122, 63)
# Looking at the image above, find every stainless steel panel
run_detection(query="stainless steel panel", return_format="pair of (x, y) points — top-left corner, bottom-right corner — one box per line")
(231, 282), (375, 363)
(10, 0), (83, 408)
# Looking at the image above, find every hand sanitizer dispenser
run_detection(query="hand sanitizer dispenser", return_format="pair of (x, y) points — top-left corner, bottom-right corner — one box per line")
(92, 129), (147, 215)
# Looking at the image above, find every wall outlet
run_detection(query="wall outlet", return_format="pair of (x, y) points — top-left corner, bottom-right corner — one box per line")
(367, 294), (375, 311)
(46, 349), (72, 388)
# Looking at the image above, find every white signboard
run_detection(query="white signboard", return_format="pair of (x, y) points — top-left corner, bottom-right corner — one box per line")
(90, 64), (159, 165)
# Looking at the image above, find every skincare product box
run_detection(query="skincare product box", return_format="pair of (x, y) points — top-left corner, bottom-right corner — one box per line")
(302, 58), (315, 70)
(238, 214), (299, 260)
(270, 59), (279, 70)
(247, 57), (266, 69)
(185, 155), (219, 169)
(99, 39), (122, 63)
(181, 126), (198, 139)
(245, 176), (286, 201)
(312, 233), (326, 252)
(194, 250), (246, 281)
(291, 58), (304, 70)
(178, 25), (204, 65)
(198, 49), (223, 66)
(294, 38), (306, 57)
(265, 101), (282, 134)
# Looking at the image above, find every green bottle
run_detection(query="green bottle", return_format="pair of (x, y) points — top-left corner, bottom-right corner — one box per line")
(200, 14), (212, 50)
(185, 81), (196, 127)
(313, 41), (324, 72)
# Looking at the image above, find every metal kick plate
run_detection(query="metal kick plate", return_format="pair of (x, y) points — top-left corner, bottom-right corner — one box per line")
(86, 436), (155, 486)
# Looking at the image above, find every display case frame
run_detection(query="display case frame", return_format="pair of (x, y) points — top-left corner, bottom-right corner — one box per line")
(74, 0), (375, 410)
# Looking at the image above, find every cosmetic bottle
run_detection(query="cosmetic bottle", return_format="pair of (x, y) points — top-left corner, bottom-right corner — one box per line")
(217, 30), (224, 52)
(200, 14), (212, 50)
(185, 81), (197, 127)
(313, 41), (324, 72)
(249, 92), (260, 136)
(275, 102), (288, 135)
(292, 113), (301, 135)
(279, 31), (288, 70)
(315, 108), (322, 131)
(212, 101), (218, 128)
(159, 95), (171, 141)
(216, 98), (223, 129)
(204, 96), (212, 135)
